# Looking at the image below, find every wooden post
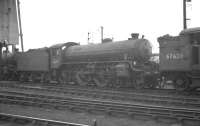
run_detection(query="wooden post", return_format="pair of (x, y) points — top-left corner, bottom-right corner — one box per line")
(17, 0), (24, 52)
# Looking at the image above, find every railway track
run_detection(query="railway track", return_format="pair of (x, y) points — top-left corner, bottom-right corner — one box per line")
(0, 90), (200, 125)
(0, 81), (200, 109)
(0, 112), (90, 126)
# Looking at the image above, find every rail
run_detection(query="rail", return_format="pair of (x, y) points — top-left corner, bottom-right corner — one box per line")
(0, 82), (200, 109)
(0, 93), (200, 121)
(0, 112), (90, 126)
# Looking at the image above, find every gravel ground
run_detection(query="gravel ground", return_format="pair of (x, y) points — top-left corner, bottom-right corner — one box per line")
(0, 104), (183, 126)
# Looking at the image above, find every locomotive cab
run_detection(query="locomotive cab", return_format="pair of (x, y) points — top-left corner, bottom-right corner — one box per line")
(50, 45), (62, 69)
(49, 42), (78, 69)
(181, 28), (200, 88)
(49, 42), (78, 82)
(188, 31), (200, 69)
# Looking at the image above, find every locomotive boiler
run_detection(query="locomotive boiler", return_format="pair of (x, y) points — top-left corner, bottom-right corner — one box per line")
(64, 38), (151, 63)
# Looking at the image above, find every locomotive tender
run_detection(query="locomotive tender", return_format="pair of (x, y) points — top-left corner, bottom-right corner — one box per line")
(158, 27), (200, 90)
(16, 35), (156, 89)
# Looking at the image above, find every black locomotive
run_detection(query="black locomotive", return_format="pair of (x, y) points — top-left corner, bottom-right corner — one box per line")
(16, 34), (158, 89)
(0, 33), (159, 89)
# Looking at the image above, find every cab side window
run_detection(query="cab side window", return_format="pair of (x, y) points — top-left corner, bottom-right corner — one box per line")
(192, 46), (199, 65)
(52, 49), (57, 57)
(51, 48), (61, 57)
(191, 33), (200, 45)
(191, 33), (200, 65)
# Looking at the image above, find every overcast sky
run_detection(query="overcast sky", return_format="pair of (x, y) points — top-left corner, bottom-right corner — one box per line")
(19, 0), (199, 53)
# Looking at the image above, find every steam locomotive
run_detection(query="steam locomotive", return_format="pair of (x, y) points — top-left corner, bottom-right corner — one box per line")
(0, 33), (158, 89)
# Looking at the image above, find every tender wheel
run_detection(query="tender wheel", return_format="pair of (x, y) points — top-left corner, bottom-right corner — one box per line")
(174, 76), (190, 91)
(134, 79), (145, 89)
(41, 73), (50, 83)
(19, 73), (24, 82)
(133, 74), (145, 89)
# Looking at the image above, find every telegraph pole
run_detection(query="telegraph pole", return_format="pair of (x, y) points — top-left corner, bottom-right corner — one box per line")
(87, 32), (90, 44)
(101, 26), (103, 43)
(17, 0), (24, 52)
(183, 0), (187, 29)
(183, 0), (191, 29)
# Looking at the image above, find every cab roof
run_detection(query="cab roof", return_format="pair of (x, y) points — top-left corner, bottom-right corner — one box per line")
(180, 27), (200, 35)
(50, 42), (78, 48)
